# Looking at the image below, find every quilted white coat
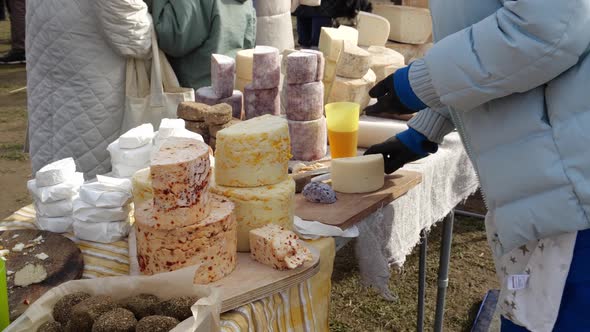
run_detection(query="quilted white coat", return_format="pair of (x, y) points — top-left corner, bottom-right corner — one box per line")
(26, 0), (152, 178)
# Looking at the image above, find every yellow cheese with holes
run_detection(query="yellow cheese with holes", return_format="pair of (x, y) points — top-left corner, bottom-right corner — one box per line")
(211, 176), (295, 252)
(331, 154), (385, 193)
(214, 115), (291, 187)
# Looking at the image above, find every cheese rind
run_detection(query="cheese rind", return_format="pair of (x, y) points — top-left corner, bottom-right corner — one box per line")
(373, 4), (433, 44)
(150, 138), (211, 228)
(135, 195), (237, 282)
(336, 43), (371, 79)
(286, 81), (324, 121)
(301, 49), (325, 82)
(328, 69), (376, 109)
(211, 54), (236, 98)
(214, 115), (290, 187)
(35, 158), (77, 187)
(204, 103), (233, 125)
(288, 117), (327, 161)
(211, 176), (294, 252)
(357, 11), (391, 47)
(331, 154), (385, 193)
(249, 224), (312, 270)
(286, 52), (317, 84)
(177, 102), (209, 122)
(244, 84), (280, 119)
(252, 46), (281, 89)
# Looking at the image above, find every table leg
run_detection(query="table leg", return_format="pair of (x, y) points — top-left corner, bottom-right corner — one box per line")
(434, 211), (455, 332)
(417, 229), (427, 332)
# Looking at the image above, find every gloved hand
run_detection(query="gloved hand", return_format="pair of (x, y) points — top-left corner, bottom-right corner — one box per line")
(364, 128), (437, 174)
(364, 66), (427, 116)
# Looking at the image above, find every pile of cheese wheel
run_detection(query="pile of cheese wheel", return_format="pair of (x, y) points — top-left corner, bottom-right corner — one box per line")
(243, 46), (282, 120)
(284, 50), (327, 161)
(195, 54), (243, 120)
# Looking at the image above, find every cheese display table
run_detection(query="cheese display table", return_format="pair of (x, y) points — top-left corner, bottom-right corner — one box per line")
(0, 207), (336, 332)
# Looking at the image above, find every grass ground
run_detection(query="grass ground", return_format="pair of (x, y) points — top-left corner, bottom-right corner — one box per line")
(0, 19), (498, 331)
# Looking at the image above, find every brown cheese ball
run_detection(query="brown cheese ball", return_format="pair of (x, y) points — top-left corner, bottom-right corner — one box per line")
(52, 292), (92, 324)
(120, 294), (160, 319)
(204, 103), (232, 125)
(91, 308), (137, 332)
(66, 296), (118, 332)
(155, 296), (198, 321)
(136, 316), (180, 332)
(37, 321), (64, 332)
(177, 102), (210, 121)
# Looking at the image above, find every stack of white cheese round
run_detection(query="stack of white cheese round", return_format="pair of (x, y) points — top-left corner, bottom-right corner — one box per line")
(27, 157), (84, 233)
(284, 50), (328, 161)
(133, 137), (238, 284)
(107, 124), (155, 178)
(72, 175), (133, 243)
(253, 0), (294, 52)
(212, 115), (295, 252)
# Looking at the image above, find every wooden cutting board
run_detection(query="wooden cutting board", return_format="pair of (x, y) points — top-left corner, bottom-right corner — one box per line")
(0, 230), (84, 321)
(211, 244), (320, 313)
(294, 170), (422, 229)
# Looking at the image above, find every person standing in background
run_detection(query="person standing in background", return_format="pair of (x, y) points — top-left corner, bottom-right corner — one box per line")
(0, 0), (25, 64)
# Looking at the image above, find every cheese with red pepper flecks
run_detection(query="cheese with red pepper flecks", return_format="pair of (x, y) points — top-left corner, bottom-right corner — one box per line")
(150, 137), (211, 229)
(249, 224), (312, 270)
(135, 194), (237, 283)
(214, 115), (291, 187)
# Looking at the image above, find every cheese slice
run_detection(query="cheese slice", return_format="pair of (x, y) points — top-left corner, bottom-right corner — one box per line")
(366, 46), (405, 82)
(236, 49), (255, 80)
(215, 115), (290, 187)
(331, 154), (385, 193)
(211, 176), (295, 252)
(357, 11), (390, 47)
(373, 4), (432, 44)
(318, 26), (359, 62)
(328, 69), (376, 109)
(249, 224), (312, 270)
(336, 43), (371, 79)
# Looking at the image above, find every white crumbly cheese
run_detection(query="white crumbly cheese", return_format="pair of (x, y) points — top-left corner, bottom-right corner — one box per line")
(318, 26), (358, 62)
(373, 4), (432, 44)
(35, 253), (49, 261)
(35, 157), (77, 187)
(118, 123), (154, 149)
(357, 11), (391, 47)
(249, 224), (312, 270)
(331, 154), (385, 193)
(236, 49), (254, 80)
(12, 243), (25, 252)
(328, 69), (377, 109)
(211, 176), (295, 252)
(253, 0), (291, 17)
(336, 43), (371, 79)
(13, 264), (48, 287)
(215, 115), (291, 187)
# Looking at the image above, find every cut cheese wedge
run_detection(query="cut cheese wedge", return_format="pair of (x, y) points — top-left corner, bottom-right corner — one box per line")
(249, 224), (312, 270)
(328, 69), (376, 109)
(357, 11), (390, 47)
(336, 43), (371, 79)
(373, 4), (432, 44)
(331, 154), (385, 193)
(318, 26), (359, 62)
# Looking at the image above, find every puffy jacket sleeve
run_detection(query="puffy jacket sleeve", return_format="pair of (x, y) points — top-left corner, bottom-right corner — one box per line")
(151, 0), (214, 58)
(414, 0), (590, 111)
(94, 0), (152, 58)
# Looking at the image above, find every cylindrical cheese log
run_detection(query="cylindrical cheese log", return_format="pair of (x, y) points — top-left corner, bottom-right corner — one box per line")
(255, 12), (295, 53)
(367, 46), (405, 82)
(195, 87), (243, 120)
(244, 84), (280, 119)
(252, 46), (280, 89)
(150, 138), (211, 229)
(288, 117), (327, 161)
(215, 115), (290, 187)
(336, 43), (371, 79)
(286, 81), (324, 121)
(253, 0), (290, 17)
(211, 54), (236, 99)
(177, 102), (209, 121)
(286, 52), (317, 84)
(328, 69), (377, 110)
(131, 167), (151, 207)
(301, 49), (325, 82)
(236, 49), (254, 81)
(331, 154), (385, 193)
(211, 176), (294, 252)
(135, 194), (237, 283)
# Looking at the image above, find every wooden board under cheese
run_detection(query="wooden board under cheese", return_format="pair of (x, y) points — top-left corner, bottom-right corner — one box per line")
(0, 230), (83, 321)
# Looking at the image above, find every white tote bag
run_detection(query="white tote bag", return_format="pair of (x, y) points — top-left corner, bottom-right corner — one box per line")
(122, 28), (195, 132)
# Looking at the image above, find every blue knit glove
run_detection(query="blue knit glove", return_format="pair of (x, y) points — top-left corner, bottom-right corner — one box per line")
(364, 128), (437, 174)
(364, 64), (427, 115)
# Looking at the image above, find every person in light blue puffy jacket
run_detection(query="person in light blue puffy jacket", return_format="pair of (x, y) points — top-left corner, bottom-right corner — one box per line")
(364, 0), (590, 330)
